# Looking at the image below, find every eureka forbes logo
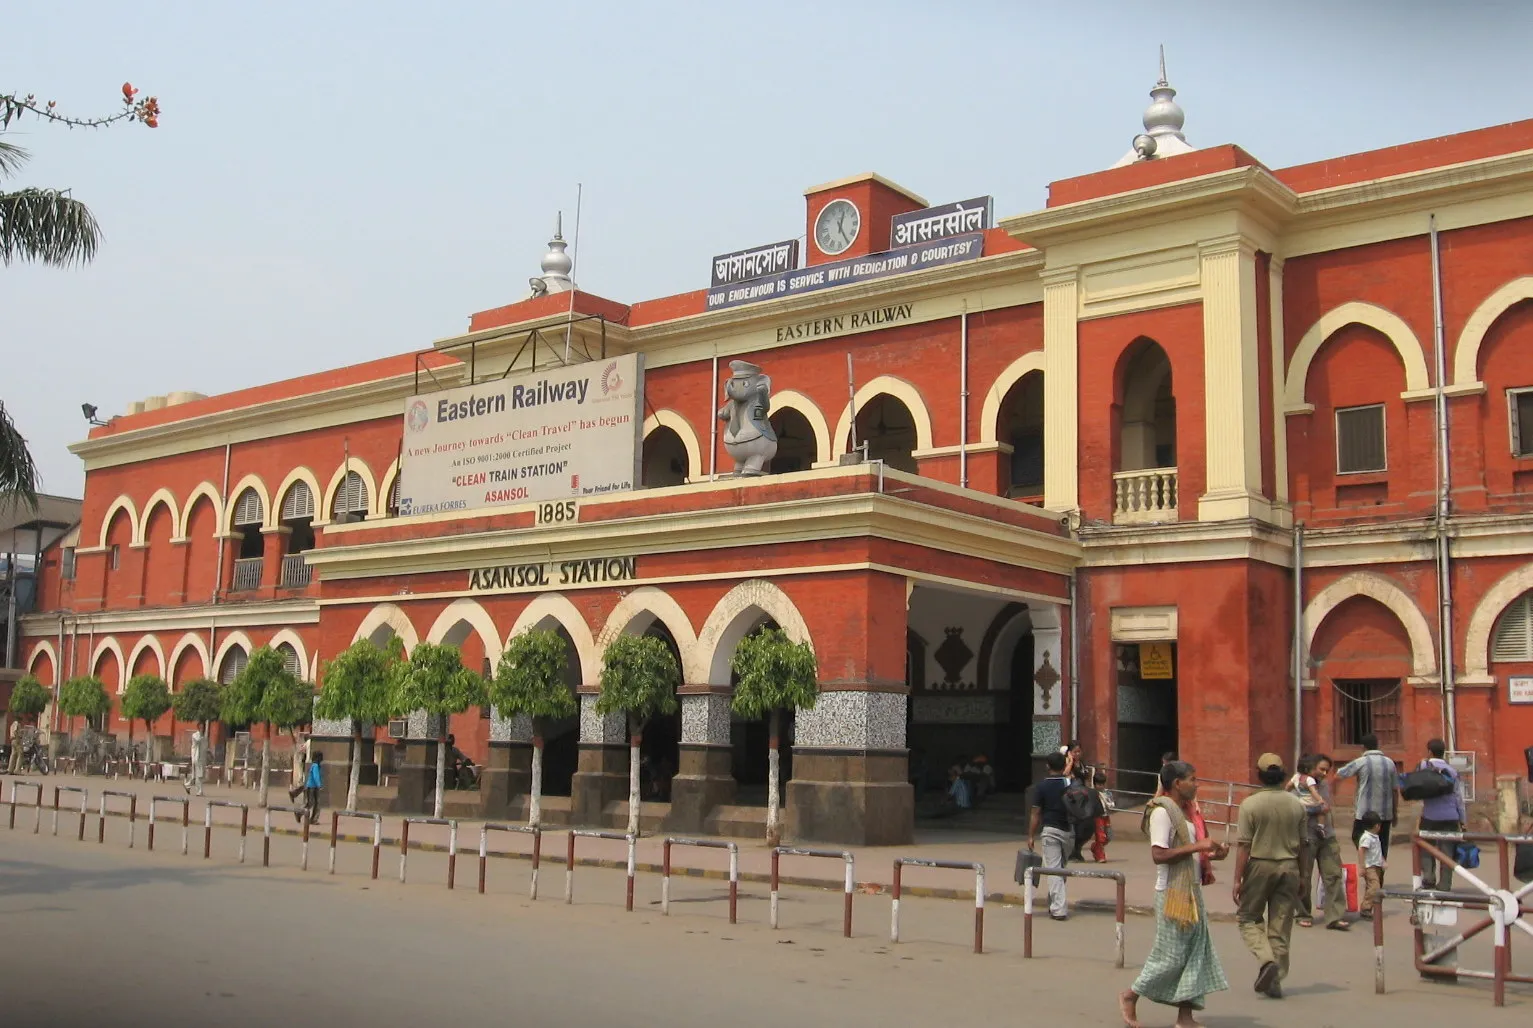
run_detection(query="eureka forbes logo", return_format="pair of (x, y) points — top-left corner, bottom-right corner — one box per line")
(406, 400), (431, 433)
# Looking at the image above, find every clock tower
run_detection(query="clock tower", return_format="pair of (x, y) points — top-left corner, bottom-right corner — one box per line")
(803, 173), (927, 267)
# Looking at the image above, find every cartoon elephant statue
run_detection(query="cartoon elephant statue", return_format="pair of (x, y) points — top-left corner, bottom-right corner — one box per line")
(717, 360), (778, 476)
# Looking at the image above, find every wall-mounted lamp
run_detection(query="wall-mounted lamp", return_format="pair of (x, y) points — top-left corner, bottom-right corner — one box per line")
(81, 403), (109, 427)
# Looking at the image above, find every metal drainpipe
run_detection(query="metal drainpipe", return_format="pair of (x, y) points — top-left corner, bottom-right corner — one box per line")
(708, 353), (718, 479)
(214, 442), (231, 604)
(1429, 215), (1458, 749)
(1292, 523), (1305, 770)
(959, 308), (970, 489)
(1068, 573), (1080, 742)
(55, 615), (65, 734)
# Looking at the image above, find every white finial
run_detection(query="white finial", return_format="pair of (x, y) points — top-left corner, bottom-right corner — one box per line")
(1158, 44), (1167, 88)
(528, 211), (575, 298)
(1112, 48), (1194, 167)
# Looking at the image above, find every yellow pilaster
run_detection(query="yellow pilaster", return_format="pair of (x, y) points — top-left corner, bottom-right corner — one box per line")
(1198, 238), (1270, 521)
(1042, 270), (1079, 512)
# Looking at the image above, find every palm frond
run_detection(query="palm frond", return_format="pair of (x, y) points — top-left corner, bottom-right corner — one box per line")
(0, 400), (39, 511)
(0, 140), (29, 178)
(0, 186), (100, 266)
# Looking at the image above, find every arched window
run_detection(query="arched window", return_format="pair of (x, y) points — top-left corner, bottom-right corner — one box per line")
(219, 646), (249, 685)
(768, 409), (815, 474)
(853, 395), (918, 474)
(233, 488), (263, 528)
(996, 371), (1044, 499)
(276, 642), (302, 678)
(230, 489), (265, 591)
(641, 428), (689, 487)
(1493, 593), (1533, 662)
(280, 481), (314, 522)
(333, 471), (369, 521)
(387, 477), (400, 517)
(278, 482), (316, 586)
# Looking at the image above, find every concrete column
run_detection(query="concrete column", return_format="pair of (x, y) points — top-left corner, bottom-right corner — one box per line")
(1199, 238), (1268, 521)
(258, 526), (290, 592)
(483, 710), (533, 820)
(667, 689), (736, 833)
(309, 714), (355, 810)
(571, 693), (627, 826)
(1030, 605), (1065, 783)
(1042, 270), (1080, 512)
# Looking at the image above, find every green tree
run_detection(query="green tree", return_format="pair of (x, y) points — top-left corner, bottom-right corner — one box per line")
(317, 637), (401, 811)
(8, 674), (50, 723)
(120, 674), (171, 764)
(387, 641), (485, 818)
(490, 629), (577, 827)
(730, 628), (819, 842)
(171, 678), (224, 735)
(58, 676), (111, 734)
(0, 402), (39, 512)
(222, 647), (306, 808)
(597, 634), (680, 836)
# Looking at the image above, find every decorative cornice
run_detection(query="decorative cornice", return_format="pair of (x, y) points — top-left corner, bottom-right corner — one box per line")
(19, 598), (320, 637)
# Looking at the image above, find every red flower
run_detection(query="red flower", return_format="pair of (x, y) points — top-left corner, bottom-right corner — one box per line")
(122, 82), (137, 101)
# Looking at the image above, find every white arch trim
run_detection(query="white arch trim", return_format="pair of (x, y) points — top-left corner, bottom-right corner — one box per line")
(1302, 571), (1435, 680)
(642, 410), (704, 482)
(374, 459), (401, 520)
(176, 482), (225, 540)
(830, 375), (936, 459)
(213, 630), (255, 681)
(425, 598), (504, 666)
(595, 586), (703, 683)
(270, 466), (324, 528)
(267, 629), (312, 681)
(126, 635), (167, 679)
(979, 351), (1046, 445)
(27, 640), (58, 683)
(1462, 563), (1533, 682)
(90, 636), (128, 689)
(167, 633), (211, 686)
(1284, 302), (1432, 411)
(321, 460), (379, 521)
(509, 593), (599, 685)
(1454, 275), (1533, 388)
(134, 489), (181, 546)
(767, 390), (833, 466)
(224, 475), (272, 534)
(352, 603), (420, 651)
(97, 495), (140, 549)
(696, 579), (814, 686)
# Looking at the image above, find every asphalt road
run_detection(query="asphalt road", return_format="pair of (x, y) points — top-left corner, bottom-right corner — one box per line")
(0, 827), (1524, 1027)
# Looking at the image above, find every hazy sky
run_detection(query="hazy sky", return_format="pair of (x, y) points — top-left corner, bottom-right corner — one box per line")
(6, 0), (1531, 496)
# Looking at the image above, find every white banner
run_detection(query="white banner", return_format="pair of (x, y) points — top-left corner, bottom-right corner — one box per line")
(397, 354), (643, 517)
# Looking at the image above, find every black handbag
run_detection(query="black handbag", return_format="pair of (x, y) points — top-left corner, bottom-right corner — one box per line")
(1400, 765), (1454, 800)
(1014, 848), (1043, 885)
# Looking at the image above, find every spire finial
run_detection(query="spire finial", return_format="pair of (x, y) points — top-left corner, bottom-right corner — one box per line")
(1158, 44), (1167, 88)
(528, 212), (575, 298)
(555, 210), (563, 240)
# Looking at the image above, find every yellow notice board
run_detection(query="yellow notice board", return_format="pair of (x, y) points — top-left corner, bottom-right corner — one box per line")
(1139, 643), (1174, 680)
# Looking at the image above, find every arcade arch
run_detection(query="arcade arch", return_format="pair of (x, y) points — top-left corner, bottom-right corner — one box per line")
(1117, 338), (1177, 472)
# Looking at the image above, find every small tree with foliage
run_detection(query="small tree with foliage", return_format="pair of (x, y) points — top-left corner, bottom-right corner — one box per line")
(491, 629), (577, 826)
(172, 678), (223, 736)
(597, 634), (680, 836)
(223, 647), (305, 808)
(121, 674), (171, 765)
(731, 629), (818, 842)
(58, 676), (110, 735)
(388, 642), (485, 818)
(8, 674), (49, 725)
(317, 637), (401, 811)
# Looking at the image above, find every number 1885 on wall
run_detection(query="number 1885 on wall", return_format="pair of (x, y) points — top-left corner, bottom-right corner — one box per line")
(536, 500), (578, 526)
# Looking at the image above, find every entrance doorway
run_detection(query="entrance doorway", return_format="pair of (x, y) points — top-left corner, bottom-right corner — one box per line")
(1114, 642), (1178, 779)
(639, 622), (682, 801)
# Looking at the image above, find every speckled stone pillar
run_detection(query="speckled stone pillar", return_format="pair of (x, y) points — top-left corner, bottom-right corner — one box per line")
(483, 710), (533, 820)
(571, 694), (628, 826)
(787, 689), (913, 846)
(666, 688), (736, 833)
(394, 711), (445, 815)
(309, 715), (357, 810)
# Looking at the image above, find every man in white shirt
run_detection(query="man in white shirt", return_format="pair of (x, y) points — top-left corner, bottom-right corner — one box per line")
(182, 729), (206, 796)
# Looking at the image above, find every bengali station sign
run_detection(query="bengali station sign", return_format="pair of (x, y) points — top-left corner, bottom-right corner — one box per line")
(711, 239), (800, 287)
(397, 354), (643, 517)
(890, 196), (992, 247)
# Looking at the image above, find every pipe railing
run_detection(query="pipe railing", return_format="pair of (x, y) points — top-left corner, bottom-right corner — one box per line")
(1023, 866), (1127, 969)
(203, 800), (249, 862)
(52, 785), (88, 840)
(6, 780), (45, 833)
(262, 806), (311, 869)
(98, 790), (137, 846)
(329, 810), (383, 879)
(478, 823), (542, 899)
(565, 829), (636, 911)
(662, 837), (739, 923)
(147, 795), (190, 855)
(771, 846), (854, 938)
(400, 817), (459, 888)
(891, 857), (985, 953)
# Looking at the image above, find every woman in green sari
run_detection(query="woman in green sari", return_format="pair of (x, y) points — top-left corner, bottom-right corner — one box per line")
(1120, 761), (1230, 1028)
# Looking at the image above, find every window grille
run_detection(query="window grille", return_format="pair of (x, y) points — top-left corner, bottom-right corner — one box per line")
(1333, 678), (1401, 748)
(233, 489), (264, 526)
(219, 647), (249, 685)
(1492, 593), (1533, 662)
(280, 481), (314, 521)
(277, 643), (302, 678)
(334, 471), (368, 516)
(1509, 388), (1533, 458)
(1336, 404), (1386, 474)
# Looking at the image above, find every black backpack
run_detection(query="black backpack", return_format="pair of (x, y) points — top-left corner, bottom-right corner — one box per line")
(1062, 782), (1096, 826)
(1401, 761), (1454, 801)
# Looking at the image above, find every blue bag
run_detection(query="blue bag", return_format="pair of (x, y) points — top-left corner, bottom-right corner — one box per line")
(1455, 841), (1481, 870)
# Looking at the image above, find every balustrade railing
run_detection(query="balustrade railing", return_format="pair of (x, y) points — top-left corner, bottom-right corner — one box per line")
(1111, 467), (1178, 524)
(280, 553), (312, 588)
(231, 557), (263, 592)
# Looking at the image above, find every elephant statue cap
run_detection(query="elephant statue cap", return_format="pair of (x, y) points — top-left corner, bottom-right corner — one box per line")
(717, 360), (778, 476)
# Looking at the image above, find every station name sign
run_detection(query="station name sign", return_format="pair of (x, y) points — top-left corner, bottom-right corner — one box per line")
(711, 239), (800, 287)
(890, 196), (992, 247)
(706, 233), (984, 311)
(468, 556), (638, 593)
(775, 302), (914, 343)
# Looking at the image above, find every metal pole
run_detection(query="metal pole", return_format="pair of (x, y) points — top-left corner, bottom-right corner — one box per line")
(842, 854), (854, 939)
(846, 354), (858, 455)
(1429, 214), (1457, 750)
(329, 811), (339, 874)
(1292, 523), (1304, 770)
(530, 828), (541, 900)
(727, 846), (738, 925)
(478, 827), (488, 895)
(769, 849), (780, 929)
(891, 860), (902, 943)
(974, 867), (985, 955)
(448, 821), (458, 890)
(959, 308), (969, 489)
(1023, 868), (1035, 958)
(625, 834), (635, 913)
(565, 831), (575, 904)
(662, 839), (672, 915)
(399, 820), (409, 883)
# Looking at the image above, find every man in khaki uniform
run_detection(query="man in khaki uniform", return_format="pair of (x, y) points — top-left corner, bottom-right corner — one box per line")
(1233, 752), (1306, 1000)
(5, 718), (22, 773)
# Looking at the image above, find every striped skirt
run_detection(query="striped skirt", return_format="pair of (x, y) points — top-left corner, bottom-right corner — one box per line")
(1131, 888), (1229, 1009)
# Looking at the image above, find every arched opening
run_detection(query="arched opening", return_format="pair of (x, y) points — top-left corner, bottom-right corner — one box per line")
(171, 644), (205, 753)
(1491, 591), (1533, 663)
(768, 409), (816, 474)
(278, 482), (315, 588)
(639, 621), (683, 802)
(218, 646), (249, 687)
(516, 620), (582, 798)
(1310, 596), (1412, 753)
(1117, 339), (1176, 472)
(727, 616), (792, 807)
(433, 619), (491, 769)
(641, 427), (689, 488)
(332, 470), (370, 523)
(275, 642), (302, 679)
(142, 504), (178, 605)
(91, 648), (120, 736)
(102, 509), (133, 608)
(230, 489), (264, 592)
(997, 371), (1045, 500)
(183, 497), (219, 605)
(852, 394), (919, 473)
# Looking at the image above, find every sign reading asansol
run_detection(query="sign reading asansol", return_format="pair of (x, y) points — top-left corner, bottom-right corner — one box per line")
(397, 354), (643, 517)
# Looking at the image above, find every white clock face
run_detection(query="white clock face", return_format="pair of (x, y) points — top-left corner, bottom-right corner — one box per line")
(814, 199), (861, 256)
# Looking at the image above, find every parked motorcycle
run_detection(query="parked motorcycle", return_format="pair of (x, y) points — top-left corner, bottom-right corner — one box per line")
(22, 740), (50, 776)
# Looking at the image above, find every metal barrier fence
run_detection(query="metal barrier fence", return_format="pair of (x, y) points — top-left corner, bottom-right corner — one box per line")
(771, 847), (854, 938)
(52, 785), (88, 840)
(147, 795), (190, 855)
(399, 817), (459, 888)
(7, 780), (44, 832)
(1023, 866), (1127, 969)
(662, 837), (739, 923)
(263, 806), (311, 870)
(891, 858), (985, 953)
(478, 823), (542, 899)
(203, 800), (249, 862)
(1097, 764), (1257, 841)
(1371, 831), (1533, 1008)
(565, 829), (637, 910)
(329, 811), (382, 879)
(98, 790), (137, 846)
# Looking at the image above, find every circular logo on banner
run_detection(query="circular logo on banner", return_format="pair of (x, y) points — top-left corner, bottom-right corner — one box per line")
(406, 400), (430, 433)
(600, 361), (622, 396)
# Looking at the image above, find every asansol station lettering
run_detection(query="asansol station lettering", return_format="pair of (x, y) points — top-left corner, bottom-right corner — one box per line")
(468, 556), (637, 592)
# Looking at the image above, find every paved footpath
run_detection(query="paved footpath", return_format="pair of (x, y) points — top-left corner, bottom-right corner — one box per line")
(1, 820), (1526, 1027)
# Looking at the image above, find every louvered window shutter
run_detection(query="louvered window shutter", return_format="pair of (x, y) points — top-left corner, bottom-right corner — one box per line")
(220, 647), (249, 685)
(278, 644), (302, 677)
(1492, 594), (1533, 662)
(334, 471), (367, 515)
(233, 489), (263, 526)
(388, 477), (400, 514)
(281, 482), (314, 521)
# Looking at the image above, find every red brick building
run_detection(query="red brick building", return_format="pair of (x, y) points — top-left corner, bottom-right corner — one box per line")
(21, 77), (1533, 842)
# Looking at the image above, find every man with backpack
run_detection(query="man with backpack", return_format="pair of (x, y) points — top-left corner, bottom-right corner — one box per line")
(1027, 750), (1078, 920)
(1411, 738), (1466, 890)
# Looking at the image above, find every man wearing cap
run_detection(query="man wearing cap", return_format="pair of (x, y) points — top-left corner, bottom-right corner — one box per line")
(1232, 753), (1306, 999)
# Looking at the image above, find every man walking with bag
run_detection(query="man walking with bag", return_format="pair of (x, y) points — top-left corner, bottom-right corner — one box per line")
(1028, 750), (1076, 921)
(1335, 733), (1399, 863)
(1232, 753), (1306, 999)
(1412, 738), (1466, 890)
